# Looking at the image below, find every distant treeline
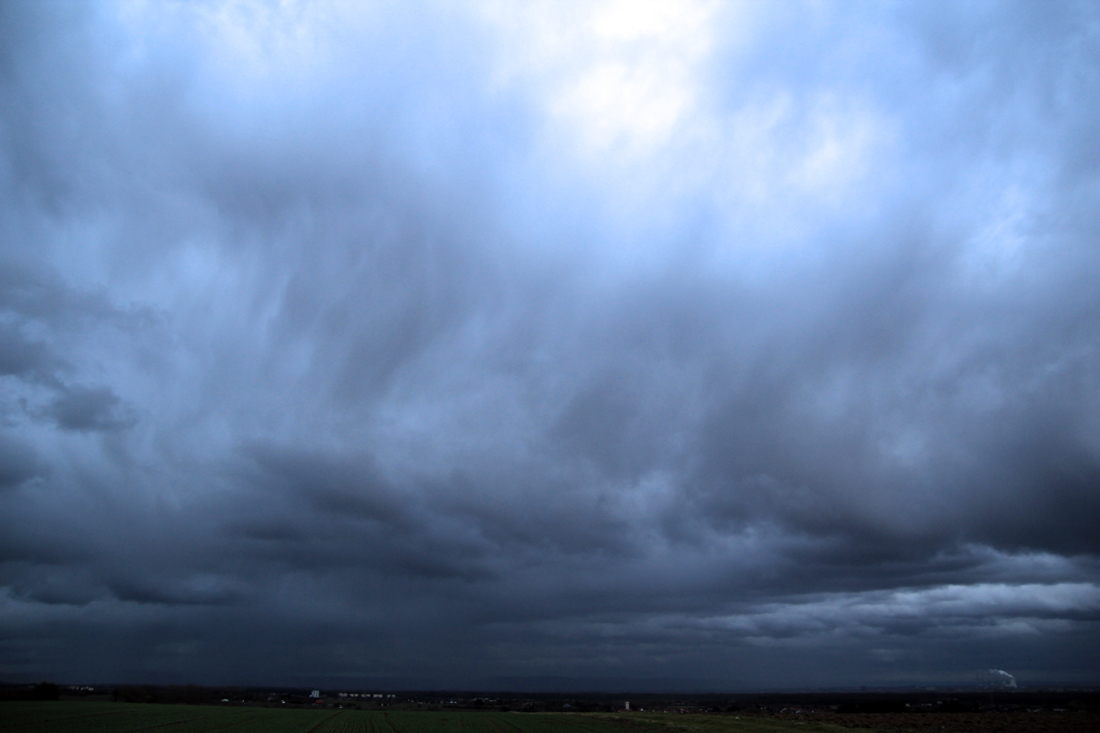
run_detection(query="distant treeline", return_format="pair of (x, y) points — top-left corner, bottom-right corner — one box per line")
(2, 683), (1098, 714)
(0, 683), (62, 701)
(0, 684), (282, 705)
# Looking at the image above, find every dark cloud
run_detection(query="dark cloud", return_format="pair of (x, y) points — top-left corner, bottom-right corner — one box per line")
(0, 325), (51, 377)
(47, 385), (134, 432)
(0, 435), (38, 490)
(0, 0), (1098, 690)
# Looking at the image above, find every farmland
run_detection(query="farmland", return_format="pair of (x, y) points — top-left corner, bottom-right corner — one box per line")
(4, 700), (1100, 733)
(0, 701), (856, 733)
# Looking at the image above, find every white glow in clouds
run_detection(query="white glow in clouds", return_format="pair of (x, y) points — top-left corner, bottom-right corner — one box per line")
(478, 0), (892, 250)
(482, 0), (717, 154)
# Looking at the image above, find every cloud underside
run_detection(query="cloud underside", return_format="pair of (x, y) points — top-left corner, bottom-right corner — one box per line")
(1, 0), (1099, 688)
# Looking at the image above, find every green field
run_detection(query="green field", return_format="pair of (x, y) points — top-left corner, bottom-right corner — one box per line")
(0, 702), (860, 733)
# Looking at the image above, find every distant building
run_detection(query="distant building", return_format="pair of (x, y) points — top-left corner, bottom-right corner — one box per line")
(310, 690), (320, 698)
(625, 701), (630, 711)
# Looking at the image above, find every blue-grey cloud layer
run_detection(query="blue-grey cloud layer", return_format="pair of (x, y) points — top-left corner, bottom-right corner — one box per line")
(1, 1), (1099, 689)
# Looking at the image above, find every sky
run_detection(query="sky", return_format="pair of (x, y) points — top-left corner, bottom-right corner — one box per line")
(1, 0), (1099, 692)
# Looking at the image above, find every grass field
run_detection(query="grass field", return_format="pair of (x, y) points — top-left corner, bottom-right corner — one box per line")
(9, 700), (1097, 733)
(0, 702), (860, 733)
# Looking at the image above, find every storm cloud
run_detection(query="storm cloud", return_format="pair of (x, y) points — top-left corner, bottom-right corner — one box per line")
(1, 1), (1099, 690)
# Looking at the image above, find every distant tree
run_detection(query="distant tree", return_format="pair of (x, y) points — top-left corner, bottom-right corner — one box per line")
(31, 683), (60, 701)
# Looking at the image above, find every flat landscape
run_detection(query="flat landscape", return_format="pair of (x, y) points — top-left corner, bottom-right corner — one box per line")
(0, 703), (815, 733)
(3, 701), (1099, 733)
